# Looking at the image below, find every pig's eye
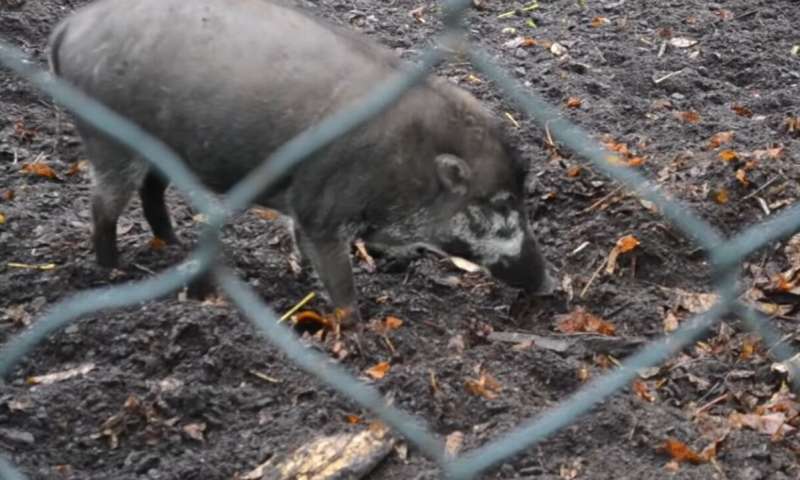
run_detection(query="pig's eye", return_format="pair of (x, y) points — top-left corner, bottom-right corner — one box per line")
(490, 192), (515, 215)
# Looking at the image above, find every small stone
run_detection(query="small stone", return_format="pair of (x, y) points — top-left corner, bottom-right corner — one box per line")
(0, 428), (34, 445)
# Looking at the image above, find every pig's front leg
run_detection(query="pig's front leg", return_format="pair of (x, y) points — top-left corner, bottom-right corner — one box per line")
(293, 225), (361, 326)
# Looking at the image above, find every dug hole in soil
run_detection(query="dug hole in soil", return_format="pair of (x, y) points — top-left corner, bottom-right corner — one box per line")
(1, 1), (800, 479)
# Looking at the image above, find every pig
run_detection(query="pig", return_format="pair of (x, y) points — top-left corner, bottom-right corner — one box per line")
(48, 0), (554, 323)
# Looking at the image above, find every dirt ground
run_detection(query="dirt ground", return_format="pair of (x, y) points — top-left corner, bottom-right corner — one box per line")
(2, 0), (800, 479)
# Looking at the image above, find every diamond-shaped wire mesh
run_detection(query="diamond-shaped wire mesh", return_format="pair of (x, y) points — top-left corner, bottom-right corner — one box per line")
(1, 0), (799, 478)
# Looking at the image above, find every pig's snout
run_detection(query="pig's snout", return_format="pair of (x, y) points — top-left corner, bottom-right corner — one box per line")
(486, 235), (555, 296)
(440, 199), (555, 296)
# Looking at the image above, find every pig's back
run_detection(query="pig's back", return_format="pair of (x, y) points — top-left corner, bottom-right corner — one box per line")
(51, 0), (399, 191)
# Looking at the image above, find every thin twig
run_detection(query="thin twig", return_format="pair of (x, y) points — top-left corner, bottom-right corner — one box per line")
(278, 291), (316, 323)
(580, 258), (605, 298)
(653, 69), (684, 84)
(132, 263), (156, 275)
(580, 186), (624, 214)
(741, 176), (779, 201)
(693, 393), (729, 417)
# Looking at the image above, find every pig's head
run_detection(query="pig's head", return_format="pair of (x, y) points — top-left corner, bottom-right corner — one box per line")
(424, 96), (555, 296)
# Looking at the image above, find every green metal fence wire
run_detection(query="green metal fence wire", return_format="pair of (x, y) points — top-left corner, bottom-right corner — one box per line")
(1, 0), (799, 478)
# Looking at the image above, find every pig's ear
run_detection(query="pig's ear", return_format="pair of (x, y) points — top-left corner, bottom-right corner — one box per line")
(435, 154), (472, 195)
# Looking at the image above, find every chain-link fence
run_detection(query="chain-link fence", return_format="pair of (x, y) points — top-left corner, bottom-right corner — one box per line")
(1, 0), (799, 478)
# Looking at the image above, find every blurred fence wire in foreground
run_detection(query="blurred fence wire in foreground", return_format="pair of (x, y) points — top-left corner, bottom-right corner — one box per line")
(1, 0), (799, 478)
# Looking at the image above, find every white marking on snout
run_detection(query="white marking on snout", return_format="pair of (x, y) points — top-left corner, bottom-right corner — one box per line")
(451, 206), (524, 265)
(491, 191), (512, 203)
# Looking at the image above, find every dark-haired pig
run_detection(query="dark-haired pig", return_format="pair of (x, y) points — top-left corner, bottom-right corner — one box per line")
(48, 0), (554, 323)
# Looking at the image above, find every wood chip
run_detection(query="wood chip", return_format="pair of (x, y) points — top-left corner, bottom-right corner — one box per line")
(241, 427), (394, 480)
(26, 363), (95, 385)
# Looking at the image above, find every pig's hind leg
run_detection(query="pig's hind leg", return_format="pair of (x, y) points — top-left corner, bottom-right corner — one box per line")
(139, 170), (180, 245)
(84, 138), (148, 268)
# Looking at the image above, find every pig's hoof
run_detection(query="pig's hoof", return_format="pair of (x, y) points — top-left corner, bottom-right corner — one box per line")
(186, 273), (217, 300)
(529, 270), (558, 297)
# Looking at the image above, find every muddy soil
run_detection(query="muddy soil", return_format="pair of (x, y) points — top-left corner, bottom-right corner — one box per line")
(1, 0), (799, 479)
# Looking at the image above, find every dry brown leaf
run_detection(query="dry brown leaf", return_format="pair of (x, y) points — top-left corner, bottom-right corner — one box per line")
(149, 237), (167, 251)
(66, 160), (89, 176)
(739, 338), (758, 360)
(785, 234), (800, 266)
(735, 169), (749, 187)
(445, 431), (464, 458)
(773, 273), (794, 292)
(738, 159), (753, 172)
(700, 440), (720, 463)
(730, 411), (796, 437)
(731, 104), (753, 118)
(678, 110), (701, 124)
(291, 310), (334, 331)
(652, 99), (673, 110)
(182, 422), (206, 442)
(344, 414), (362, 424)
(627, 156), (645, 167)
(2, 190), (14, 201)
(663, 311), (679, 332)
(503, 36), (537, 49)
(633, 379), (655, 402)
(21, 162), (58, 180)
(429, 369), (440, 394)
(590, 16), (610, 28)
(603, 140), (631, 156)
(384, 315), (403, 330)
(712, 189), (729, 204)
(0, 212), (5, 225)
(715, 9), (735, 21)
(354, 239), (376, 273)
(577, 367), (590, 382)
(252, 207), (280, 221)
(556, 307), (616, 336)
(671, 288), (718, 314)
(369, 315), (404, 336)
(465, 371), (502, 400)
(566, 97), (582, 109)
(707, 131), (734, 149)
(409, 5), (426, 23)
(594, 354), (612, 369)
(785, 116), (800, 134)
(365, 361), (391, 380)
(719, 149), (739, 162)
(53, 465), (73, 477)
(566, 165), (582, 177)
(13, 121), (36, 143)
(522, 37), (538, 47)
(601, 140), (646, 168)
(617, 235), (640, 253)
(660, 438), (706, 465)
(560, 463), (580, 479)
(605, 235), (639, 274)
(752, 146), (784, 160)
